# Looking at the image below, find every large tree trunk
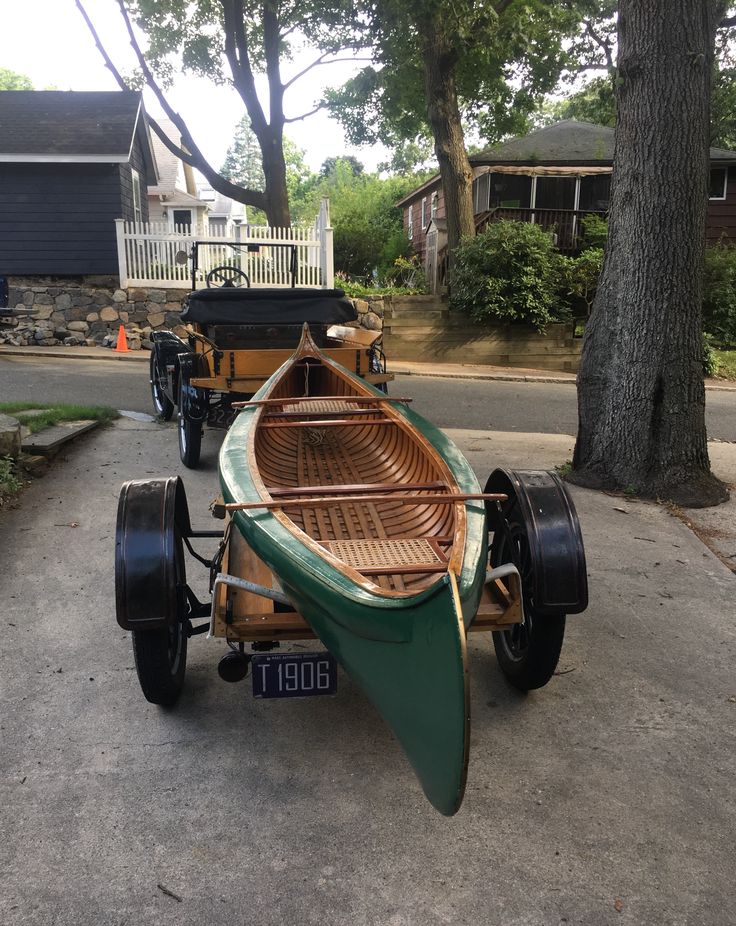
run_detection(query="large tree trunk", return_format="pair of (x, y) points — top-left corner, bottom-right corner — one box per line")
(255, 122), (290, 227)
(420, 27), (475, 255)
(571, 0), (728, 508)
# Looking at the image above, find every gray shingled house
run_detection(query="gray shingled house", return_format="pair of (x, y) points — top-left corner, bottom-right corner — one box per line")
(0, 90), (157, 277)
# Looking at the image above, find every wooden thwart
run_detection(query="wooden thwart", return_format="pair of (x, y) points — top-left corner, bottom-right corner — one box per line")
(225, 491), (507, 512)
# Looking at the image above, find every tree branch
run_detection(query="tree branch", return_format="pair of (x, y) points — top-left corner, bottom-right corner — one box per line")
(220, 0), (268, 135)
(284, 104), (325, 123)
(75, 0), (266, 211)
(283, 53), (374, 91)
(583, 19), (615, 70)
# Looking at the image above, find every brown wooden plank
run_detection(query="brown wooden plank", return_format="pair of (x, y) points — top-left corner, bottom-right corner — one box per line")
(225, 492), (506, 511)
(259, 418), (398, 429)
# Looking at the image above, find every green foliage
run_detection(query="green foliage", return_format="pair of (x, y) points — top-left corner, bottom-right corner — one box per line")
(0, 455), (22, 504)
(537, 75), (616, 128)
(324, 1), (587, 149)
(382, 255), (427, 291)
(0, 403), (119, 434)
(712, 349), (736, 380)
(703, 243), (736, 347)
(293, 162), (418, 279)
(558, 247), (604, 316)
(220, 118), (311, 224)
(579, 214), (609, 250)
(449, 221), (564, 331)
(0, 67), (33, 90)
(321, 156), (364, 177)
(702, 333), (721, 377)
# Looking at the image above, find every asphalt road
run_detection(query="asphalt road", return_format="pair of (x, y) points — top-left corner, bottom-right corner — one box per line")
(2, 353), (736, 439)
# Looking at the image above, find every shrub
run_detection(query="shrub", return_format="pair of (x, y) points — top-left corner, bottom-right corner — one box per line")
(449, 221), (564, 331)
(579, 214), (608, 251)
(703, 242), (736, 347)
(702, 333), (722, 377)
(558, 248), (604, 317)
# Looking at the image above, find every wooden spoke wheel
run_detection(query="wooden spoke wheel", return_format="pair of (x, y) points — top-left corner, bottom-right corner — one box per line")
(149, 347), (174, 420)
(490, 501), (566, 692)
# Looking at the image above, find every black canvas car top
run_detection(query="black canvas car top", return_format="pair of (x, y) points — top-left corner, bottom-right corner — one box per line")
(180, 287), (357, 326)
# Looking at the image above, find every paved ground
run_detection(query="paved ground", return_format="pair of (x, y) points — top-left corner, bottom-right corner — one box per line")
(2, 416), (736, 925)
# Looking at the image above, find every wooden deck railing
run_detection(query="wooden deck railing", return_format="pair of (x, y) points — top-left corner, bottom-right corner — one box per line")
(475, 207), (607, 252)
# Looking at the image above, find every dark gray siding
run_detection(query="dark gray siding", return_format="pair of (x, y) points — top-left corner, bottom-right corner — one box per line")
(0, 163), (124, 275)
(119, 133), (151, 224)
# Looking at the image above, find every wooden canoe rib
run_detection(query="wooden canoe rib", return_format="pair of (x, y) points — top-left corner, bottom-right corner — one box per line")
(218, 324), (489, 815)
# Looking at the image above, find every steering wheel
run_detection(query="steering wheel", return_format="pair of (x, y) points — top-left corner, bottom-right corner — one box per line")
(205, 266), (251, 288)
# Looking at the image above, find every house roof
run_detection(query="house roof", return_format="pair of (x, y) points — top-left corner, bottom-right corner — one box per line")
(0, 91), (156, 175)
(473, 120), (615, 165)
(147, 118), (208, 214)
(397, 119), (736, 206)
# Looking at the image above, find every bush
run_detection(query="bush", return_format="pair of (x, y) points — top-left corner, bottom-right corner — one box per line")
(702, 333), (721, 377)
(703, 242), (736, 347)
(558, 248), (604, 317)
(449, 221), (564, 331)
(579, 214), (608, 251)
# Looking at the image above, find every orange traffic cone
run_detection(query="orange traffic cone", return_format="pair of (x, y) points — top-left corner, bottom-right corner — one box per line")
(113, 324), (129, 353)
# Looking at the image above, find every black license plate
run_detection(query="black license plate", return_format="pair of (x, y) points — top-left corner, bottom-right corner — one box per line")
(252, 651), (337, 699)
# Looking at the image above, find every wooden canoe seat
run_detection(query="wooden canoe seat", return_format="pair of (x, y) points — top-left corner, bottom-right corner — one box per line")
(321, 538), (448, 575)
(280, 399), (362, 415)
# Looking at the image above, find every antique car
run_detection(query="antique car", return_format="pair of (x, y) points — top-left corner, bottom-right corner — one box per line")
(117, 325), (588, 816)
(148, 240), (391, 467)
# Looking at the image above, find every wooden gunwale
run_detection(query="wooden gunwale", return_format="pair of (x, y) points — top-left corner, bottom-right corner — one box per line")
(240, 326), (469, 598)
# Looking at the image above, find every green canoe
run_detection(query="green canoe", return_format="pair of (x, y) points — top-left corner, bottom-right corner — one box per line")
(219, 328), (488, 815)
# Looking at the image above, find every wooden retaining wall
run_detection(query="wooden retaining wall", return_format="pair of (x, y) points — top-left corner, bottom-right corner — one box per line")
(380, 296), (582, 372)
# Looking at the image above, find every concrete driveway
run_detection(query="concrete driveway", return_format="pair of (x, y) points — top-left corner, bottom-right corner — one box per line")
(1, 418), (735, 925)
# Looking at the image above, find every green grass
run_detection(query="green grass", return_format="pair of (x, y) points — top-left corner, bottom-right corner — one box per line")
(0, 403), (119, 434)
(713, 350), (736, 380)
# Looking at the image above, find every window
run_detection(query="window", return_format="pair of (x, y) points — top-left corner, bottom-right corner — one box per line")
(407, 205), (414, 239)
(431, 191), (439, 220)
(473, 173), (491, 213)
(421, 196), (428, 229)
(488, 173), (532, 210)
(578, 174), (611, 212)
(172, 209), (193, 230)
(131, 168), (142, 223)
(709, 167), (728, 200)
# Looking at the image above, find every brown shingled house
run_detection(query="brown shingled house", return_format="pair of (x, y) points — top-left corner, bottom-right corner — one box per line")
(397, 121), (736, 291)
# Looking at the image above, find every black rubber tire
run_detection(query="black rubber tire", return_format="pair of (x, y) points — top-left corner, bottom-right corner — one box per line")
(491, 504), (566, 691)
(132, 620), (188, 706)
(130, 527), (187, 706)
(178, 378), (202, 469)
(150, 349), (174, 420)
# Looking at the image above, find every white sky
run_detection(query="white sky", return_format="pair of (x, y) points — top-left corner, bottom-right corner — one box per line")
(0, 0), (390, 173)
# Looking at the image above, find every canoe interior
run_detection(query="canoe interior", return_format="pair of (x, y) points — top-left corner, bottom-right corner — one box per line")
(253, 357), (463, 594)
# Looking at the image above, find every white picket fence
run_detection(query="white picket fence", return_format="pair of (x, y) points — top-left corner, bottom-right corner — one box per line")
(115, 198), (334, 289)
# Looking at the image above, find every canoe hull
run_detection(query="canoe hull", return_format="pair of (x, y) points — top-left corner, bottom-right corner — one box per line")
(219, 345), (487, 814)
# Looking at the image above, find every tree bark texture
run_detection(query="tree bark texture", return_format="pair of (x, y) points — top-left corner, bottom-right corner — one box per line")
(420, 25), (476, 255)
(572, 0), (728, 507)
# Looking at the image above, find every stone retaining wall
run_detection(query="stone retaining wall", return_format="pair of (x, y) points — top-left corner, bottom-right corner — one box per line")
(0, 279), (383, 349)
